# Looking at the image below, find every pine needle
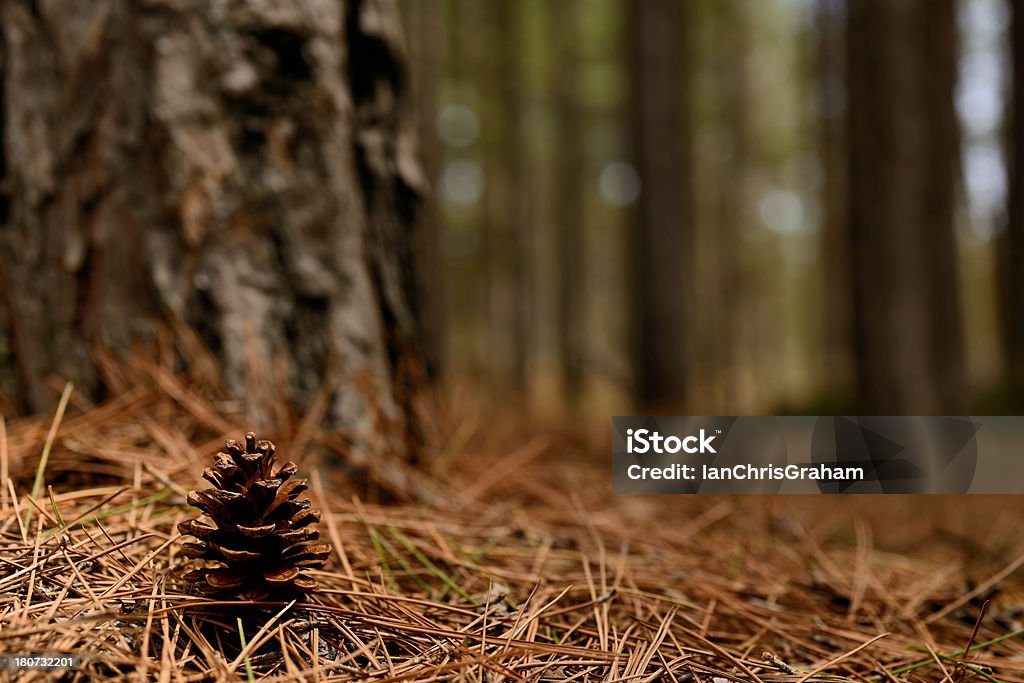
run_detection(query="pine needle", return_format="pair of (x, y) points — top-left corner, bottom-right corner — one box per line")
(1, 370), (1023, 681)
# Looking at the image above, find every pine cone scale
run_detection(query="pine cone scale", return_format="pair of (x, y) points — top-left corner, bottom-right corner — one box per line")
(206, 569), (245, 590)
(263, 480), (308, 518)
(236, 522), (277, 538)
(263, 567), (300, 584)
(214, 545), (262, 562)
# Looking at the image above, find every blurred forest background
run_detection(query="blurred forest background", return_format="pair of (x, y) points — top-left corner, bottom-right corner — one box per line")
(2, 0), (1024, 436)
(401, 0), (1024, 418)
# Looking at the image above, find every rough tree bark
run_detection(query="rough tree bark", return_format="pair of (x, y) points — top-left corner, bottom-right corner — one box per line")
(0, 0), (426, 455)
(627, 0), (692, 408)
(845, 0), (968, 413)
(1001, 0), (1024, 395)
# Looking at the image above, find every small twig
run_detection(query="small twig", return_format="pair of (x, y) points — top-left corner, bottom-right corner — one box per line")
(761, 651), (798, 675)
(962, 599), (990, 663)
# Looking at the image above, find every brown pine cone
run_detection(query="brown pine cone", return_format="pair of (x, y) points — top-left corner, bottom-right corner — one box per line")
(178, 432), (331, 600)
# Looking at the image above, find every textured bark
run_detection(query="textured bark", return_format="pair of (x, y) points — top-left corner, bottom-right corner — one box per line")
(0, 0), (425, 453)
(1001, 0), (1024, 391)
(845, 0), (968, 413)
(627, 0), (692, 407)
(553, 0), (585, 406)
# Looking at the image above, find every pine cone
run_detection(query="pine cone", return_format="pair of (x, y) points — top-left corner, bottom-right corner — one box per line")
(178, 432), (331, 600)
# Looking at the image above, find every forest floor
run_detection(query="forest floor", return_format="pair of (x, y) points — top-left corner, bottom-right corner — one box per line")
(2, 366), (1024, 681)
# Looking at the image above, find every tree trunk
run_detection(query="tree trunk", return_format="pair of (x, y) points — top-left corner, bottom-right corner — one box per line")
(1001, 0), (1024, 395)
(627, 0), (692, 408)
(553, 0), (585, 407)
(0, 0), (425, 454)
(816, 0), (851, 398)
(495, 0), (531, 395)
(710, 0), (748, 409)
(845, 0), (968, 414)
(400, 0), (445, 382)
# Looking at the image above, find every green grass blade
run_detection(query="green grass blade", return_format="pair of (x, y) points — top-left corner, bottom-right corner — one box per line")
(43, 489), (177, 539)
(388, 525), (475, 603)
(877, 626), (1024, 680)
(367, 527), (400, 592)
(237, 618), (255, 682)
(371, 528), (433, 595)
(48, 485), (65, 527)
(24, 382), (73, 530)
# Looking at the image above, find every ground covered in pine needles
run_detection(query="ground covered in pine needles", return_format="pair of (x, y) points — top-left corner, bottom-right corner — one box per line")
(2, 367), (1024, 680)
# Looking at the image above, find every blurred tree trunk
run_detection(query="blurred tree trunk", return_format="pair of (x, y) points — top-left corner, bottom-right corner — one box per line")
(1001, 0), (1024, 394)
(845, 0), (968, 413)
(711, 0), (748, 409)
(816, 0), (851, 398)
(401, 0), (446, 382)
(627, 0), (692, 407)
(452, 0), (495, 376)
(553, 0), (586, 407)
(0, 0), (426, 455)
(495, 0), (531, 394)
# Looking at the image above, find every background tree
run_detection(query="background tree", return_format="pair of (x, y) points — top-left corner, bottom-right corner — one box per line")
(494, 0), (532, 394)
(401, 0), (446, 382)
(627, 0), (692, 408)
(6, 0), (1019, 424)
(1002, 0), (1024, 399)
(845, 0), (968, 414)
(0, 0), (426, 455)
(815, 0), (851, 399)
(707, 0), (750, 410)
(553, 0), (586, 407)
